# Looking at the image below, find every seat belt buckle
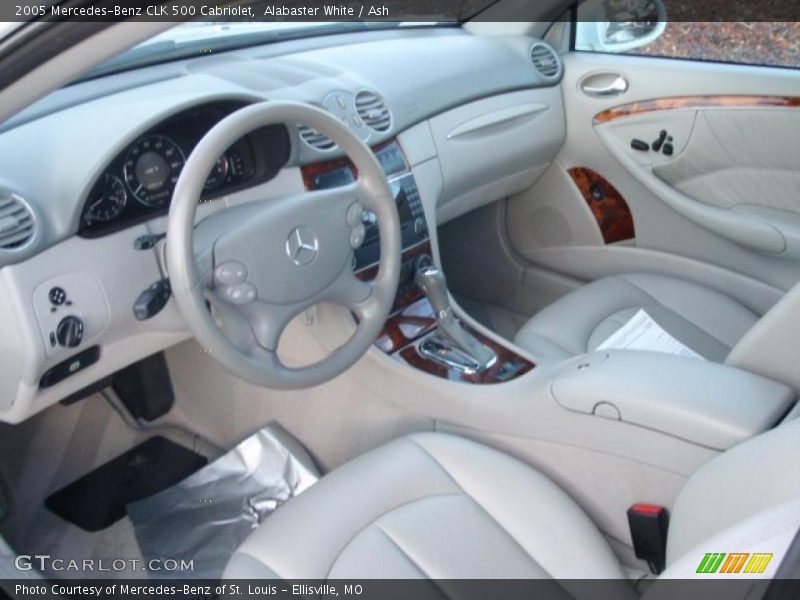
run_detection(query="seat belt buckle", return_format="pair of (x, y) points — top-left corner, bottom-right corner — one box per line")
(627, 503), (669, 574)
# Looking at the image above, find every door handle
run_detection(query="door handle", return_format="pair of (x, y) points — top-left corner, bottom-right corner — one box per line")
(580, 74), (629, 97)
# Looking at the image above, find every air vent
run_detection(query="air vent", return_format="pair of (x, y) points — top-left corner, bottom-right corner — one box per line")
(0, 194), (35, 250)
(530, 42), (562, 80)
(355, 90), (392, 132)
(297, 125), (336, 152)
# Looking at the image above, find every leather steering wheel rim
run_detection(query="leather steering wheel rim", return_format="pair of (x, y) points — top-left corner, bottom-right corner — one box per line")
(166, 101), (401, 389)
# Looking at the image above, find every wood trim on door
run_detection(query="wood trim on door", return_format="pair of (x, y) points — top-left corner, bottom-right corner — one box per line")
(568, 167), (635, 244)
(594, 95), (800, 125)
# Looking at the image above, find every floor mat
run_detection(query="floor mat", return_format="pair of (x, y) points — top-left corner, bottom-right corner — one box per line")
(45, 436), (207, 532)
(127, 424), (319, 579)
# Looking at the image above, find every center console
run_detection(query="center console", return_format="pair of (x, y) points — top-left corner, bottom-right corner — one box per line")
(302, 140), (534, 384)
(548, 350), (795, 450)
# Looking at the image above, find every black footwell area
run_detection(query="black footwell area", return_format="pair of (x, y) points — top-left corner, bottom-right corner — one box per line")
(45, 436), (207, 531)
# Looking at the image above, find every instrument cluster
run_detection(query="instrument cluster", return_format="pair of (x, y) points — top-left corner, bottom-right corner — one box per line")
(79, 101), (290, 237)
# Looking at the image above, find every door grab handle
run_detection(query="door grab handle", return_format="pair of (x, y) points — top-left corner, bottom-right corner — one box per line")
(581, 75), (629, 97)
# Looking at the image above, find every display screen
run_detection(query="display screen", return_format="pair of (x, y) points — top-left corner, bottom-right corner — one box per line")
(308, 165), (355, 190)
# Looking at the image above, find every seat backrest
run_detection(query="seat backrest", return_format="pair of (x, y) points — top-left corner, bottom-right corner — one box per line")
(664, 417), (800, 571)
(727, 282), (800, 391)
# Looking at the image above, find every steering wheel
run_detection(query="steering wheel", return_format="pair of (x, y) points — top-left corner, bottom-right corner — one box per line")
(166, 102), (401, 389)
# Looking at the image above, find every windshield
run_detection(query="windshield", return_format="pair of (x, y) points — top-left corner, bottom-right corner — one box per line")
(73, 0), (500, 80)
(81, 21), (413, 80)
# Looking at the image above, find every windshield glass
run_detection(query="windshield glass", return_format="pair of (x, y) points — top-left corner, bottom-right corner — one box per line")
(81, 21), (409, 80)
(73, 0), (499, 80)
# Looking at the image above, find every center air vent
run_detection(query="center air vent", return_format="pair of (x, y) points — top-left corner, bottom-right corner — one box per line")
(530, 42), (562, 80)
(0, 193), (36, 250)
(297, 125), (336, 152)
(355, 90), (392, 132)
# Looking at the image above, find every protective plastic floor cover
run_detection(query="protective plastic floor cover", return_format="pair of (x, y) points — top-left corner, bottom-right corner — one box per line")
(127, 424), (319, 579)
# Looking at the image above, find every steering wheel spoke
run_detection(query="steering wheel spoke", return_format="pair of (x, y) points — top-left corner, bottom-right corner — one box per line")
(325, 267), (375, 313)
(203, 288), (260, 353)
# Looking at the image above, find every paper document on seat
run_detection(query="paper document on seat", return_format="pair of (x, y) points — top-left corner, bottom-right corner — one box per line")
(596, 309), (706, 360)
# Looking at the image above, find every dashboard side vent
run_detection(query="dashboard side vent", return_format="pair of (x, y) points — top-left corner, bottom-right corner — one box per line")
(0, 194), (35, 250)
(355, 90), (392, 132)
(297, 125), (336, 152)
(530, 42), (562, 80)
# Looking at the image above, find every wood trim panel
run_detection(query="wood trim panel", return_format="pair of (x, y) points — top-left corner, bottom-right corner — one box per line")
(374, 297), (437, 354)
(356, 241), (534, 383)
(568, 167), (635, 244)
(301, 139), (396, 191)
(594, 95), (800, 125)
(375, 296), (535, 384)
(397, 319), (535, 384)
(301, 156), (354, 191)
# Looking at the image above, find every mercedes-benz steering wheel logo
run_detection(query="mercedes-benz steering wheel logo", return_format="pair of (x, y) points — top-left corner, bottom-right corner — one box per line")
(286, 226), (319, 266)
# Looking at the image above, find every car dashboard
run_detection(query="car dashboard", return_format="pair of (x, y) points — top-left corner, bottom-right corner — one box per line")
(0, 27), (566, 423)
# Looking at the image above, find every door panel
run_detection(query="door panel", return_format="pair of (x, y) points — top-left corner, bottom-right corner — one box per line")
(508, 52), (800, 310)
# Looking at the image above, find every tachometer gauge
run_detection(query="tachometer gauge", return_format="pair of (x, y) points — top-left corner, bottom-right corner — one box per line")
(83, 174), (127, 224)
(203, 154), (230, 192)
(124, 134), (186, 207)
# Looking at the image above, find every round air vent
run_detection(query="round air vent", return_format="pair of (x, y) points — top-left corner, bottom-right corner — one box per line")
(0, 193), (36, 250)
(355, 90), (392, 133)
(297, 125), (336, 152)
(530, 42), (562, 80)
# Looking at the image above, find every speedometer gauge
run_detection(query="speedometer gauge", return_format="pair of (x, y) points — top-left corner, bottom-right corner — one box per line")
(124, 134), (185, 207)
(83, 174), (127, 224)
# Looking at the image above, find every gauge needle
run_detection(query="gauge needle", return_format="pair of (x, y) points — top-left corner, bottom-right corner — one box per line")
(87, 197), (105, 212)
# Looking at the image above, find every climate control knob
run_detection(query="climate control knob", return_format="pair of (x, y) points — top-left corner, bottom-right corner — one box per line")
(56, 316), (84, 348)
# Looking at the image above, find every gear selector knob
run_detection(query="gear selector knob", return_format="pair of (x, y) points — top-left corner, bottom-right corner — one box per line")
(414, 264), (497, 372)
(414, 266), (452, 319)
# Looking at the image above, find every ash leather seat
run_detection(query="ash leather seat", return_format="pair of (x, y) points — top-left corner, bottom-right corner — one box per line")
(224, 423), (800, 584)
(514, 273), (759, 364)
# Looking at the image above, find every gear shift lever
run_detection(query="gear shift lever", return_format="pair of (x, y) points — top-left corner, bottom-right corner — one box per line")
(415, 265), (497, 372)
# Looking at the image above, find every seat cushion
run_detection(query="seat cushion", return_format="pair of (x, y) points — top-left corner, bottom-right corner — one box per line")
(514, 274), (759, 364)
(223, 433), (633, 585)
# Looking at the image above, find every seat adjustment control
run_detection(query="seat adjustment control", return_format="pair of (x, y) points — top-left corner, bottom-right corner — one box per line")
(56, 316), (84, 348)
(631, 139), (649, 152)
(651, 129), (667, 152)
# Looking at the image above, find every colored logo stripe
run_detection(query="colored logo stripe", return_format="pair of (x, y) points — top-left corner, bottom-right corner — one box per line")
(696, 552), (774, 574)
(744, 553), (773, 574)
(697, 553), (726, 573)
(720, 553), (749, 573)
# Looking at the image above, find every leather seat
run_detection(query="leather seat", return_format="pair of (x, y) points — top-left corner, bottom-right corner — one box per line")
(224, 423), (800, 582)
(514, 273), (759, 364)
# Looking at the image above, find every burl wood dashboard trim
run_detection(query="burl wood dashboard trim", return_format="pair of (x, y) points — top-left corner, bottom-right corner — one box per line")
(594, 95), (800, 125)
(301, 139), (395, 191)
(568, 167), (635, 244)
(357, 244), (535, 383)
(378, 297), (535, 385)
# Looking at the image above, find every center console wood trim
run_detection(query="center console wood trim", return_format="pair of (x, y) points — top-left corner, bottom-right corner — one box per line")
(397, 328), (535, 384)
(304, 140), (535, 384)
